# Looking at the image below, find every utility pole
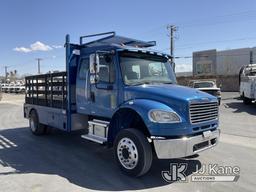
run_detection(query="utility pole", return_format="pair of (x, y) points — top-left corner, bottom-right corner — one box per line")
(4, 66), (10, 83)
(250, 50), (253, 65)
(35, 58), (43, 74)
(167, 25), (177, 71)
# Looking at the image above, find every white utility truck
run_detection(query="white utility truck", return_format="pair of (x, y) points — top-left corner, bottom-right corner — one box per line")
(239, 64), (256, 104)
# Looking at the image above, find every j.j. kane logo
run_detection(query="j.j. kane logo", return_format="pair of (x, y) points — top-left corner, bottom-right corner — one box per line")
(162, 163), (188, 182)
(162, 163), (240, 183)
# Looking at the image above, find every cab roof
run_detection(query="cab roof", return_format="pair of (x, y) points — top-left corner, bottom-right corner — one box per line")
(78, 31), (170, 58)
(80, 31), (156, 48)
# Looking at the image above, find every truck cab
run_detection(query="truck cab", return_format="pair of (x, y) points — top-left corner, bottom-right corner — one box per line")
(24, 32), (220, 177)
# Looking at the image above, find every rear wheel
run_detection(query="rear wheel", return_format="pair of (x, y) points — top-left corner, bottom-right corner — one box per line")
(114, 129), (152, 177)
(29, 110), (46, 135)
(242, 93), (252, 105)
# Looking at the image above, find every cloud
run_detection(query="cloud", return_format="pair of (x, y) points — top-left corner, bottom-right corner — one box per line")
(52, 45), (62, 49)
(13, 47), (32, 53)
(30, 41), (52, 51)
(13, 41), (61, 53)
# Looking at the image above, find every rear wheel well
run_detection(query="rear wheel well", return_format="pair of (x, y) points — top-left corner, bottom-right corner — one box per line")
(108, 108), (150, 147)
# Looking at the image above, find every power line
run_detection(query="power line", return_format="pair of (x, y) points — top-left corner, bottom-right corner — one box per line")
(173, 9), (256, 29)
(176, 37), (256, 48)
(0, 55), (60, 76)
(135, 9), (256, 39)
(159, 36), (256, 52)
(180, 18), (256, 29)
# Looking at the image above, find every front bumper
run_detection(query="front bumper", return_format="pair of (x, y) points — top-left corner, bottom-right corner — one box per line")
(153, 129), (220, 159)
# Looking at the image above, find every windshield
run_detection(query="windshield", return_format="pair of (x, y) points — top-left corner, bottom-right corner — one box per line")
(194, 82), (214, 88)
(119, 51), (176, 85)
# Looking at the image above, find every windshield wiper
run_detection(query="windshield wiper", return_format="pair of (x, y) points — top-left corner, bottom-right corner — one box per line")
(129, 81), (173, 86)
(129, 81), (151, 86)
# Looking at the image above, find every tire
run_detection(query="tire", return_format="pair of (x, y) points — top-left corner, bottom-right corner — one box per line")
(242, 94), (252, 105)
(44, 126), (52, 134)
(29, 110), (46, 135)
(114, 128), (153, 177)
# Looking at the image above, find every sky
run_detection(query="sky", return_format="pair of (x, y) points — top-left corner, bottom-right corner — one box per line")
(1, 0), (256, 76)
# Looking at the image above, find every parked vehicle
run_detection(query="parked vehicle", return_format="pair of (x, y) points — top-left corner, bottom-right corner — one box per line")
(189, 80), (221, 105)
(0, 83), (25, 94)
(239, 64), (256, 104)
(1, 83), (9, 93)
(24, 32), (220, 177)
(8, 84), (15, 93)
(14, 84), (26, 93)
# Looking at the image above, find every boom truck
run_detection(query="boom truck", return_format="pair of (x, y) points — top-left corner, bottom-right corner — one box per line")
(24, 32), (220, 177)
(239, 64), (256, 104)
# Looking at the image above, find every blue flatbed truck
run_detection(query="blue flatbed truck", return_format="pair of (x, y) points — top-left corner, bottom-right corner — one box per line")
(24, 32), (220, 177)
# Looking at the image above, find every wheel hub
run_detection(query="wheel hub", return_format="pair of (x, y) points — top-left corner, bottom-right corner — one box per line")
(122, 148), (129, 159)
(117, 137), (138, 169)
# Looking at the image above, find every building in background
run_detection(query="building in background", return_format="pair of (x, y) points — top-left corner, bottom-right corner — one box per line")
(193, 47), (256, 76)
(176, 47), (256, 91)
(193, 49), (217, 76)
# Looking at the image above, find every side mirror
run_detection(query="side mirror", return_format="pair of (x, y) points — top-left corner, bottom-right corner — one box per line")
(90, 54), (99, 84)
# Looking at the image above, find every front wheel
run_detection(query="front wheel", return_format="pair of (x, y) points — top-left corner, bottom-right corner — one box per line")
(114, 129), (153, 177)
(242, 94), (252, 105)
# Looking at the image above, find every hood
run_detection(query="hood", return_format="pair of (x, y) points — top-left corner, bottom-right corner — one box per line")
(125, 84), (217, 101)
(124, 84), (217, 114)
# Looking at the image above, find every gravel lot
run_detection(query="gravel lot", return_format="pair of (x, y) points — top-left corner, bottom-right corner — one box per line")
(0, 92), (255, 192)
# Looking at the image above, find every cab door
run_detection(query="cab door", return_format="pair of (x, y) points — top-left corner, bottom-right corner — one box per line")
(89, 53), (118, 118)
(76, 57), (91, 114)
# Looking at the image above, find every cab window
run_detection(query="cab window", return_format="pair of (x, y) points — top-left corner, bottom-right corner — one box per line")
(98, 54), (115, 83)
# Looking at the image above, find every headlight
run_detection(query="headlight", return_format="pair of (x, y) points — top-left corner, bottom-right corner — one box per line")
(148, 110), (181, 123)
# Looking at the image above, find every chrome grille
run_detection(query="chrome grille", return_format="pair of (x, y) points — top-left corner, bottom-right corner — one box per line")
(189, 102), (218, 124)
